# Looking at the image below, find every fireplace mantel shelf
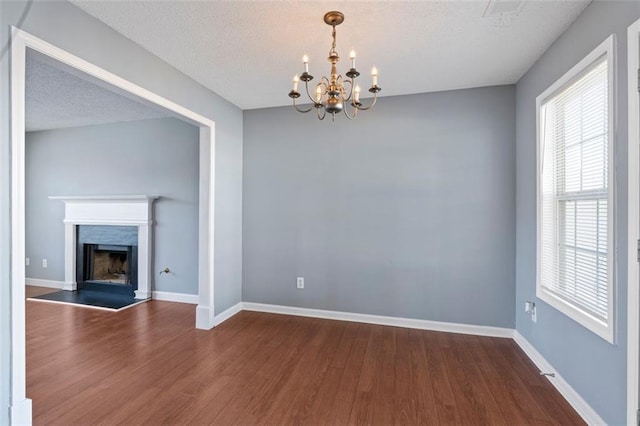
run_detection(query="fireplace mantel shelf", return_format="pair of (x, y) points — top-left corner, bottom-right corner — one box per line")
(49, 195), (160, 202)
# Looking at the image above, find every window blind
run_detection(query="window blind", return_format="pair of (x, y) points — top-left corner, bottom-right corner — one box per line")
(540, 56), (609, 322)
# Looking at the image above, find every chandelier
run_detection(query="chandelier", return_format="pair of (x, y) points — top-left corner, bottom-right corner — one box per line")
(288, 11), (381, 121)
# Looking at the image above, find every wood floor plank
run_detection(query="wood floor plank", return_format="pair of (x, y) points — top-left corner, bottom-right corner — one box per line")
(261, 319), (342, 424)
(325, 324), (371, 425)
(474, 337), (533, 425)
(452, 334), (507, 426)
(507, 340), (585, 425)
(425, 331), (463, 425)
(373, 326), (397, 426)
(348, 324), (384, 425)
(407, 328), (438, 425)
(393, 327), (416, 425)
(26, 294), (585, 425)
(212, 316), (320, 424)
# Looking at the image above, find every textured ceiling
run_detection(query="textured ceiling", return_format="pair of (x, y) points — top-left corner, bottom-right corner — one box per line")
(70, 0), (590, 110)
(26, 50), (169, 132)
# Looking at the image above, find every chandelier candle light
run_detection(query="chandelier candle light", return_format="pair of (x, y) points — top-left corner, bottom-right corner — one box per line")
(288, 11), (381, 121)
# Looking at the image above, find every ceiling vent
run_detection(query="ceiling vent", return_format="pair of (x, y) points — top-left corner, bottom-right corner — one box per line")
(483, 0), (526, 18)
(483, 0), (526, 27)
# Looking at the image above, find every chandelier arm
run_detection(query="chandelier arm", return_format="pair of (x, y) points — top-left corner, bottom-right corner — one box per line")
(317, 107), (327, 120)
(320, 77), (331, 91)
(342, 102), (357, 120)
(292, 96), (313, 113)
(303, 80), (316, 103)
(304, 79), (328, 104)
(354, 92), (379, 111)
(342, 78), (353, 102)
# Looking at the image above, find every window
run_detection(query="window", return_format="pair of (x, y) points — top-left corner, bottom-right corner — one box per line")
(536, 35), (615, 343)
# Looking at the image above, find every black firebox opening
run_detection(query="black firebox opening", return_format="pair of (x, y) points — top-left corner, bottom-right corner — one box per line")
(84, 244), (130, 283)
(77, 243), (138, 296)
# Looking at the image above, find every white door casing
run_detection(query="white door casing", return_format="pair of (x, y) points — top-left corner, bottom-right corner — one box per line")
(627, 17), (640, 426)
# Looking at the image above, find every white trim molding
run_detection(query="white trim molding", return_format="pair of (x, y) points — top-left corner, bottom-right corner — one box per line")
(9, 398), (32, 426)
(152, 291), (198, 305)
(628, 17), (640, 426)
(196, 125), (216, 330)
(513, 332), (606, 425)
(25, 278), (64, 289)
(214, 302), (243, 326)
(242, 302), (514, 338)
(10, 25), (30, 426)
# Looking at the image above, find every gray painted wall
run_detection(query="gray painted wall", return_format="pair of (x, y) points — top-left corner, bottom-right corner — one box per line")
(243, 86), (516, 328)
(2, 1), (636, 424)
(25, 118), (200, 294)
(515, 1), (640, 423)
(0, 2), (243, 422)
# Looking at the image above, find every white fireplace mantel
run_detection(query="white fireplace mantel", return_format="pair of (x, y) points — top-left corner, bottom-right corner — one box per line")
(49, 195), (159, 299)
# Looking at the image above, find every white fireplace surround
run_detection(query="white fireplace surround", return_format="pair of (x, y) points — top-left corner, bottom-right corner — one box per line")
(49, 195), (159, 299)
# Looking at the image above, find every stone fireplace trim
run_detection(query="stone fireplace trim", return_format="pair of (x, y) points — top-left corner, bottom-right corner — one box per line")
(49, 195), (159, 299)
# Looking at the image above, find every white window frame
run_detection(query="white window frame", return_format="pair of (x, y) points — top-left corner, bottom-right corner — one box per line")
(536, 34), (616, 343)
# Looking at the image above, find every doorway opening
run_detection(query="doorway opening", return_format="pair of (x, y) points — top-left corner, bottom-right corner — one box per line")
(9, 27), (217, 423)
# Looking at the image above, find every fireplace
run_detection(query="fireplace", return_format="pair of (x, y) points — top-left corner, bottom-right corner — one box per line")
(50, 195), (158, 299)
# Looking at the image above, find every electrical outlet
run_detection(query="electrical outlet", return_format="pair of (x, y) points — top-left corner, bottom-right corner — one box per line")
(42, 258), (47, 268)
(524, 300), (537, 323)
(296, 277), (304, 289)
(25, 257), (30, 266)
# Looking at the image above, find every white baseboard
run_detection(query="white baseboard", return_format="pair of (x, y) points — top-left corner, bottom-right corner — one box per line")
(134, 290), (151, 300)
(152, 291), (198, 305)
(195, 305), (215, 330)
(214, 302), (243, 326)
(10, 397), (32, 426)
(241, 302), (514, 338)
(513, 331), (605, 425)
(25, 278), (64, 289)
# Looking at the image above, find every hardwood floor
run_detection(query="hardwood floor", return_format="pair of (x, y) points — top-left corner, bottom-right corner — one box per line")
(26, 295), (584, 425)
(25, 285), (59, 298)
